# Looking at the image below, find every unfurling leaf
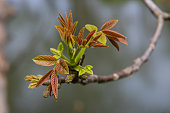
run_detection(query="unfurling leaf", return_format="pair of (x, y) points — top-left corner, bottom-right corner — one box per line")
(58, 12), (66, 27)
(102, 30), (126, 39)
(85, 24), (98, 32)
(94, 32), (107, 45)
(58, 42), (64, 53)
(101, 20), (118, 31)
(107, 36), (128, 46)
(55, 59), (69, 75)
(43, 85), (51, 98)
(28, 83), (37, 89)
(67, 10), (73, 30)
(85, 30), (96, 42)
(36, 69), (53, 87)
(108, 38), (119, 51)
(84, 65), (93, 75)
(65, 74), (75, 83)
(51, 71), (58, 101)
(79, 68), (86, 75)
(77, 27), (85, 45)
(50, 48), (61, 56)
(92, 44), (108, 48)
(70, 21), (78, 34)
(92, 33), (102, 42)
(33, 55), (57, 66)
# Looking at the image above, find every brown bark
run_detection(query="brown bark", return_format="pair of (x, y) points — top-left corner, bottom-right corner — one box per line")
(0, 0), (14, 113)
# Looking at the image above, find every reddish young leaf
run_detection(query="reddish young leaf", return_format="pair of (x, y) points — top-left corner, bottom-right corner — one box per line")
(108, 38), (120, 51)
(51, 70), (58, 101)
(107, 36), (128, 45)
(92, 33), (102, 41)
(77, 27), (85, 45)
(101, 20), (118, 31)
(36, 69), (53, 87)
(85, 30), (96, 42)
(56, 26), (64, 39)
(55, 59), (69, 75)
(102, 30), (126, 39)
(70, 21), (78, 34)
(89, 40), (96, 47)
(82, 39), (87, 46)
(65, 11), (68, 22)
(92, 44), (108, 48)
(57, 17), (66, 27)
(67, 11), (72, 30)
(33, 55), (57, 66)
(58, 12), (66, 26)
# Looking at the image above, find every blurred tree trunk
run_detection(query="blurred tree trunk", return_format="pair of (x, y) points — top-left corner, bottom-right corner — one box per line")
(0, 0), (14, 113)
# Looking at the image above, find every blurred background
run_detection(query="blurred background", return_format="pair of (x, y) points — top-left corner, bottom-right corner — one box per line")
(5, 0), (170, 113)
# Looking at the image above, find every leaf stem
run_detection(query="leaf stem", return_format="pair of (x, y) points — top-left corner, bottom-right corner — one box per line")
(75, 48), (86, 64)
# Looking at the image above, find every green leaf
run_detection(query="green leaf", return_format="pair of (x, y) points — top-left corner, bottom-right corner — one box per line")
(84, 65), (93, 70)
(84, 65), (93, 75)
(73, 65), (83, 72)
(58, 42), (64, 53)
(53, 54), (61, 59)
(50, 48), (61, 59)
(94, 32), (107, 45)
(33, 55), (57, 66)
(73, 66), (85, 75)
(85, 24), (98, 32)
(79, 68), (86, 75)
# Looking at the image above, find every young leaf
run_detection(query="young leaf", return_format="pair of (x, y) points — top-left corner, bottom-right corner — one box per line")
(55, 59), (69, 75)
(108, 36), (128, 45)
(108, 38), (119, 51)
(28, 83), (37, 89)
(84, 65), (93, 75)
(51, 71), (58, 101)
(36, 69), (53, 87)
(58, 12), (66, 27)
(43, 85), (51, 98)
(92, 33), (102, 41)
(100, 20), (118, 31)
(79, 68), (86, 75)
(92, 44), (108, 48)
(56, 26), (64, 39)
(85, 30), (96, 42)
(67, 11), (72, 30)
(77, 27), (85, 45)
(65, 74), (75, 83)
(33, 55), (57, 66)
(58, 42), (64, 53)
(85, 65), (93, 70)
(50, 48), (61, 59)
(102, 30), (126, 39)
(73, 66), (86, 75)
(96, 32), (107, 45)
(70, 21), (78, 34)
(85, 24), (98, 32)
(57, 17), (66, 27)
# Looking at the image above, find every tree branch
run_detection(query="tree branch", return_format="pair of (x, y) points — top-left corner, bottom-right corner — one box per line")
(43, 0), (170, 86)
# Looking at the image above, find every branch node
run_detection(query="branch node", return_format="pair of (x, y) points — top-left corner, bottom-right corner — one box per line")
(112, 73), (119, 80)
(150, 43), (155, 50)
(133, 58), (142, 64)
